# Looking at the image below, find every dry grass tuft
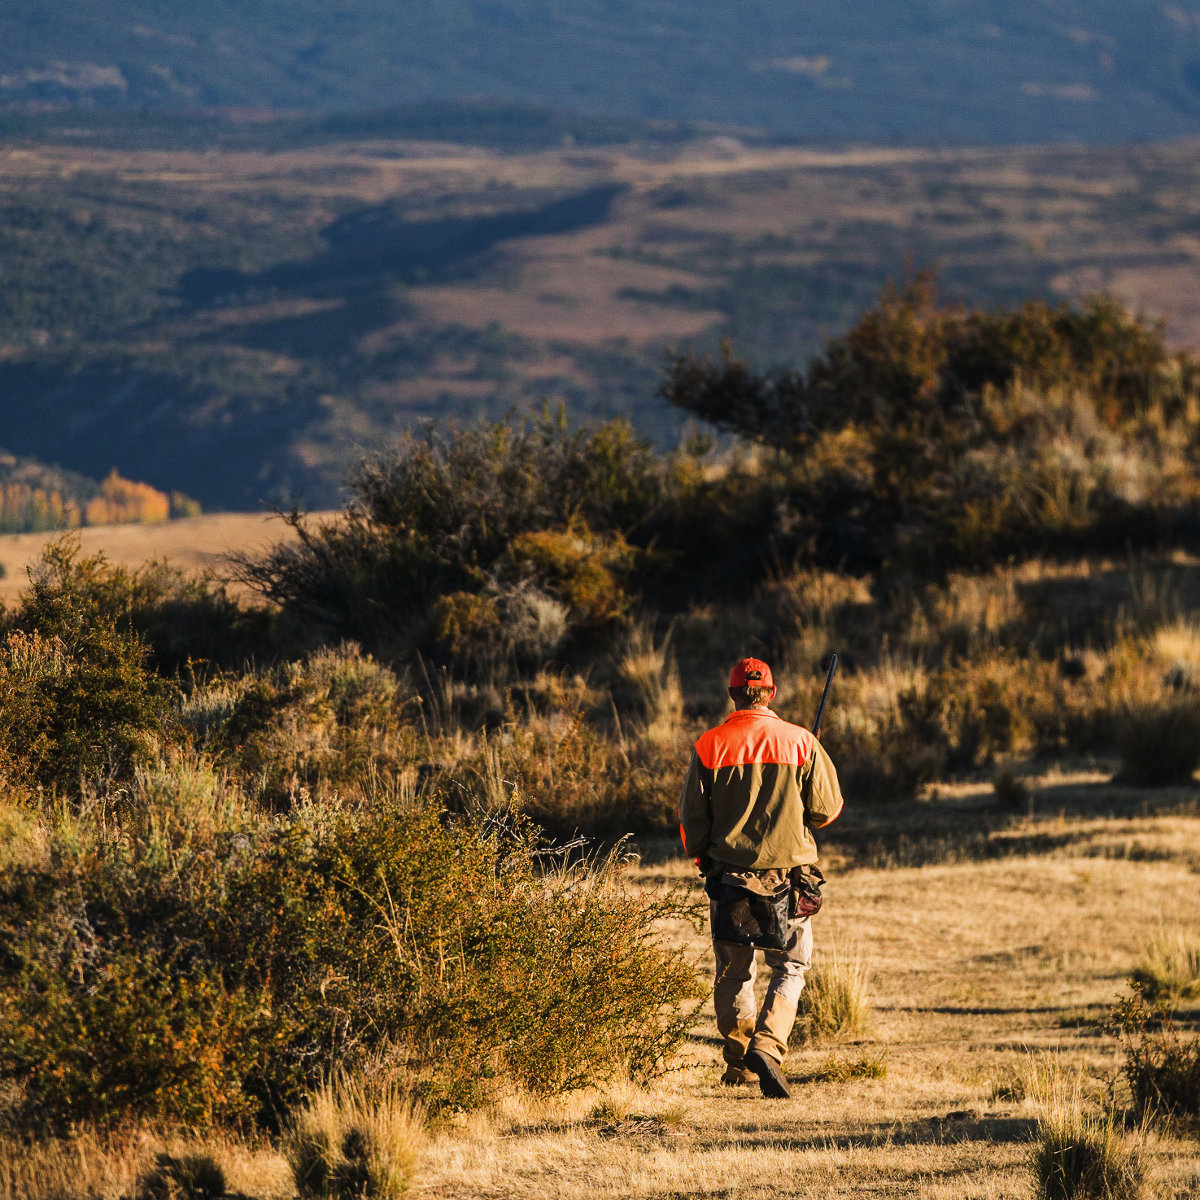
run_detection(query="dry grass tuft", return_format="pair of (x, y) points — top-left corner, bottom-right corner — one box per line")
(1129, 927), (1200, 1006)
(611, 619), (684, 751)
(800, 1050), (887, 1083)
(286, 1076), (426, 1200)
(1114, 698), (1200, 786)
(0, 1130), (290, 1200)
(0, 1131), (141, 1200)
(793, 945), (871, 1043)
(1029, 1064), (1146, 1200)
(587, 1077), (645, 1124)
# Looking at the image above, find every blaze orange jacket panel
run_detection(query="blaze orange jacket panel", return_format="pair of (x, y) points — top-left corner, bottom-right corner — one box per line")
(679, 707), (843, 869)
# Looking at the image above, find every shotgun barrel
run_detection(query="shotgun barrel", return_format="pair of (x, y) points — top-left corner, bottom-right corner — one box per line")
(811, 653), (838, 739)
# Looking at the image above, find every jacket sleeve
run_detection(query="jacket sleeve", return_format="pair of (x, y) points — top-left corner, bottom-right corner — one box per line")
(801, 738), (844, 828)
(678, 749), (711, 858)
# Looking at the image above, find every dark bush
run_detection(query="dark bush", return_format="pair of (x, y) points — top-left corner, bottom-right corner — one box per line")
(664, 273), (1181, 448)
(137, 1152), (227, 1200)
(7, 533), (280, 676)
(1114, 698), (1200, 785)
(993, 768), (1031, 812)
(234, 411), (668, 663)
(661, 275), (1200, 578)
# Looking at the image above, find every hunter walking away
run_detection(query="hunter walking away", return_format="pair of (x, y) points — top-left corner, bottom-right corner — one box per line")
(680, 656), (843, 1099)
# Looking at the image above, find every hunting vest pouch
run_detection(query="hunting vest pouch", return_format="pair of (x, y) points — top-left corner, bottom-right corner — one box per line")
(711, 875), (791, 950)
(789, 864), (825, 918)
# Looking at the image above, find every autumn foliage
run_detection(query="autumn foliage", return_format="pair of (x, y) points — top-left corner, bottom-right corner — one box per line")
(0, 466), (196, 533)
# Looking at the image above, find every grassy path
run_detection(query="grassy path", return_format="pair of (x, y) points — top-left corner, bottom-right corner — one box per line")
(415, 809), (1200, 1199)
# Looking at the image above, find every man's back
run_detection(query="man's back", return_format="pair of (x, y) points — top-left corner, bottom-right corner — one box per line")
(680, 706), (843, 870)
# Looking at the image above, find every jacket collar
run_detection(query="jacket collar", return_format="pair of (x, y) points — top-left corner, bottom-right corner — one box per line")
(724, 706), (778, 722)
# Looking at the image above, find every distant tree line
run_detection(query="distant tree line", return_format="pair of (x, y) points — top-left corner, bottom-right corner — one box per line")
(0, 461), (200, 533)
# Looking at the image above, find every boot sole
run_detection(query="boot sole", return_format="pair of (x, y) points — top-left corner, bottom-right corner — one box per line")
(744, 1050), (790, 1099)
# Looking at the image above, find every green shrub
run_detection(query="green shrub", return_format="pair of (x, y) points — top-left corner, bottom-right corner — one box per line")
(433, 581), (568, 668)
(437, 709), (680, 837)
(211, 642), (412, 805)
(10, 533), (279, 676)
(900, 658), (1036, 771)
(1111, 994), (1200, 1122)
(661, 277), (1200, 579)
(506, 526), (634, 630)
(0, 623), (171, 798)
(1114, 698), (1200, 785)
(434, 590), (509, 667)
(0, 793), (701, 1131)
(664, 273), (1180, 451)
(234, 411), (667, 664)
(0, 945), (270, 1130)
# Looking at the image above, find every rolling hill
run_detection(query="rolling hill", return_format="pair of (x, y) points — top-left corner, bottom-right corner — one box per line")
(3, 2), (1200, 145)
(4, 132), (1200, 509)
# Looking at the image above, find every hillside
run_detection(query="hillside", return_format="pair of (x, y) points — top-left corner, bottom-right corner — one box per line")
(5, 132), (1200, 508)
(4, 2), (1200, 144)
(3, 302), (1200, 1193)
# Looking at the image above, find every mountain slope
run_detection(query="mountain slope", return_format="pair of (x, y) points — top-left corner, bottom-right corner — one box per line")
(3, 1), (1200, 143)
(4, 136), (1200, 510)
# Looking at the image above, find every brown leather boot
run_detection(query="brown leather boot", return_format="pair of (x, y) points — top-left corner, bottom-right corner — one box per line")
(720, 1063), (756, 1086)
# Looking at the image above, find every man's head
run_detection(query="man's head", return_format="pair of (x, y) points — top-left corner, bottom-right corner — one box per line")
(728, 657), (776, 708)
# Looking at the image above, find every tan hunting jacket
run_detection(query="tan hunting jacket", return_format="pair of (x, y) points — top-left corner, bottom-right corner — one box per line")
(679, 706), (843, 869)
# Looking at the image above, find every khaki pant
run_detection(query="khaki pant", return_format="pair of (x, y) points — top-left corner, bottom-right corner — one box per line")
(710, 885), (813, 1070)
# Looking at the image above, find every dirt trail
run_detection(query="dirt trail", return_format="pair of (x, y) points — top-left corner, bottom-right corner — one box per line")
(414, 807), (1200, 1198)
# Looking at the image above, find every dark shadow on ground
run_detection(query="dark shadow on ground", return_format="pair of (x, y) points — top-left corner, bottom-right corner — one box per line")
(874, 1003), (1081, 1016)
(202, 289), (416, 360)
(710, 1113), (1038, 1150)
(179, 183), (628, 305)
(0, 356), (330, 510)
(819, 774), (1200, 869)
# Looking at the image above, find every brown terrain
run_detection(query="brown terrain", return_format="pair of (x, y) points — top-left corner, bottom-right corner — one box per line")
(0, 513), (317, 607)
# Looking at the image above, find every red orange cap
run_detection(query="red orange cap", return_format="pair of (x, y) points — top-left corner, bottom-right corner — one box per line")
(728, 657), (774, 689)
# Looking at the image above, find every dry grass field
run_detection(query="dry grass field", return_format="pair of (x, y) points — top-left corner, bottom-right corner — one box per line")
(407, 799), (1200, 1200)
(0, 512), (325, 606)
(41, 780), (1195, 1200)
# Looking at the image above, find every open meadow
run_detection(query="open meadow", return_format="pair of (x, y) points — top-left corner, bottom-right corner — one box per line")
(0, 512), (321, 608)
